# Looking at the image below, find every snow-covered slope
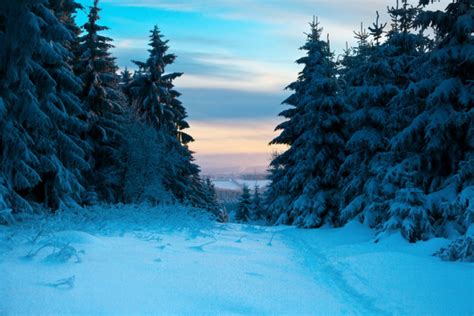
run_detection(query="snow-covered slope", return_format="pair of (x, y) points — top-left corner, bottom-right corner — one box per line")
(0, 205), (472, 315)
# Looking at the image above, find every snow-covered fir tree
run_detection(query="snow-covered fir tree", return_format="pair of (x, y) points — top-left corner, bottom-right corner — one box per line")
(419, 0), (473, 242)
(0, 0), (90, 213)
(251, 184), (265, 221)
(338, 2), (432, 231)
(120, 67), (132, 86)
(127, 26), (211, 209)
(49, 0), (82, 54)
(235, 184), (252, 223)
(338, 15), (394, 227)
(202, 178), (220, 215)
(75, 0), (126, 202)
(267, 18), (346, 227)
(384, 0), (473, 243)
(369, 0), (433, 241)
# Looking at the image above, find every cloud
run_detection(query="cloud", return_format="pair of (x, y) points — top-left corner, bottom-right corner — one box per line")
(177, 53), (297, 92)
(101, 0), (448, 53)
(101, 0), (390, 18)
(188, 118), (288, 174)
(175, 67), (294, 92)
(188, 118), (287, 155)
(111, 40), (299, 92)
(101, 0), (196, 11)
(179, 88), (287, 120)
(90, 0), (449, 171)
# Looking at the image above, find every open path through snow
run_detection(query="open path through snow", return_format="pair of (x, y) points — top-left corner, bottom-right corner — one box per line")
(1, 206), (473, 315)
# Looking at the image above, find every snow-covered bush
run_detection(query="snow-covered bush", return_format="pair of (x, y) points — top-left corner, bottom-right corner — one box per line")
(384, 188), (432, 242)
(122, 120), (171, 204)
(435, 231), (474, 262)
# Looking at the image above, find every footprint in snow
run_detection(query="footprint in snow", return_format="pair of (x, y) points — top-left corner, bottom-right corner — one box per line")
(245, 272), (263, 278)
(156, 243), (171, 250)
(235, 235), (246, 243)
(42, 275), (76, 290)
(188, 240), (216, 252)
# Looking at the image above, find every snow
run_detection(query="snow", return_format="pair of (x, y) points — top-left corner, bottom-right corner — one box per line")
(212, 180), (241, 191)
(234, 179), (271, 189)
(1, 205), (473, 315)
(213, 179), (271, 191)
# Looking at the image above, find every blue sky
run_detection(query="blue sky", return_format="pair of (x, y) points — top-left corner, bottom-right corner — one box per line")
(76, 0), (444, 174)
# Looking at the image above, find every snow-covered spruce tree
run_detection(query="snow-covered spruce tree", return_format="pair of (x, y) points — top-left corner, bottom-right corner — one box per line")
(384, 0), (473, 243)
(120, 67), (132, 86)
(267, 18), (346, 227)
(265, 18), (313, 223)
(49, 0), (82, 48)
(420, 0), (472, 253)
(251, 184), (264, 221)
(127, 26), (210, 208)
(0, 0), (90, 213)
(338, 15), (396, 227)
(201, 178), (220, 215)
(369, 0), (435, 242)
(75, 0), (126, 202)
(119, 67), (133, 102)
(265, 23), (338, 221)
(235, 184), (252, 223)
(339, 2), (432, 233)
(0, 88), (11, 222)
(0, 12), (7, 217)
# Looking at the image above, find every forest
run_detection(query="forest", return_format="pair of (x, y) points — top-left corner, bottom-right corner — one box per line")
(0, 0), (472, 260)
(0, 0), (473, 314)
(0, 0), (219, 217)
(264, 0), (473, 261)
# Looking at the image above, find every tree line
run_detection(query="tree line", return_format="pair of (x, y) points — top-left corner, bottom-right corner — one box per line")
(265, 0), (473, 261)
(0, 0), (219, 220)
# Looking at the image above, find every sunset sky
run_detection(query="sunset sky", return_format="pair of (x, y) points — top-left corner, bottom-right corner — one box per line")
(76, 0), (443, 174)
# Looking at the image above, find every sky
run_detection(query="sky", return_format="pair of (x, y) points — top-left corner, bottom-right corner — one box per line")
(76, 0), (445, 174)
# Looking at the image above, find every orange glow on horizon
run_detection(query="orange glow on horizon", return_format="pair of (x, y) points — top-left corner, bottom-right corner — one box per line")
(188, 119), (288, 156)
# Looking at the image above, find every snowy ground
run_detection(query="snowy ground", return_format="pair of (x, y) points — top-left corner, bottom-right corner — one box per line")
(1, 205), (473, 315)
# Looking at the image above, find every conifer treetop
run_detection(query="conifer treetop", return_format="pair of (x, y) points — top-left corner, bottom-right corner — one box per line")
(369, 11), (387, 45)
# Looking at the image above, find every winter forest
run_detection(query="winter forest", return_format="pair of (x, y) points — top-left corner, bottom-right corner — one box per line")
(1, 0), (473, 315)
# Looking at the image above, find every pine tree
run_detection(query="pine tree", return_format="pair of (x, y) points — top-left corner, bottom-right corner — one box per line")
(385, 0), (473, 242)
(120, 67), (132, 86)
(127, 26), (210, 208)
(418, 0), (473, 229)
(202, 178), (220, 215)
(373, 0), (434, 241)
(251, 184), (264, 220)
(236, 184), (252, 222)
(75, 0), (126, 202)
(267, 18), (346, 227)
(0, 0), (90, 213)
(0, 9), (8, 216)
(338, 15), (393, 227)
